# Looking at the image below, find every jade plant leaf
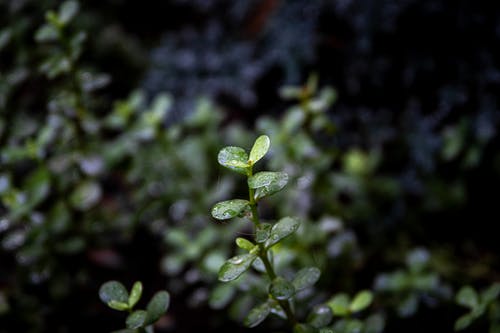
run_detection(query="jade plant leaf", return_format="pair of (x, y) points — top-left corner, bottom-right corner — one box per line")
(99, 281), (129, 305)
(293, 267), (321, 291)
(126, 310), (147, 329)
(211, 199), (250, 220)
(249, 135), (270, 165)
(128, 281), (143, 308)
(144, 291), (170, 325)
(218, 253), (257, 282)
(248, 171), (288, 200)
(218, 146), (249, 174)
(269, 277), (295, 301)
(244, 301), (271, 328)
(265, 217), (300, 248)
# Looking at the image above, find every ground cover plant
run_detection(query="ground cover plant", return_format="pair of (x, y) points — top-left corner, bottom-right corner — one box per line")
(1, 1), (500, 332)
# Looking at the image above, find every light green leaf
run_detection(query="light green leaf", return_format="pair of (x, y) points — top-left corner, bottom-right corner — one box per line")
(265, 217), (300, 248)
(292, 267), (321, 291)
(269, 277), (295, 301)
(244, 301), (271, 328)
(128, 281), (143, 308)
(211, 199), (250, 220)
(126, 310), (147, 329)
(349, 290), (373, 312)
(248, 171), (288, 200)
(218, 253), (257, 282)
(456, 286), (479, 309)
(328, 293), (350, 316)
(249, 135), (270, 165)
(236, 237), (255, 251)
(218, 146), (249, 174)
(307, 304), (333, 328)
(144, 291), (170, 325)
(59, 1), (79, 24)
(107, 300), (129, 311)
(99, 281), (129, 304)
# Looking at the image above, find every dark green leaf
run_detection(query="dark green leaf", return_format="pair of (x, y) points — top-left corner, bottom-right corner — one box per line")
(293, 267), (321, 291)
(144, 291), (170, 325)
(349, 290), (373, 312)
(265, 217), (300, 248)
(244, 301), (271, 328)
(269, 277), (295, 301)
(217, 146), (249, 174)
(248, 171), (288, 200)
(456, 286), (479, 309)
(126, 310), (147, 329)
(293, 323), (317, 333)
(218, 253), (257, 282)
(128, 281), (143, 308)
(307, 304), (333, 328)
(249, 135), (270, 165)
(99, 281), (129, 304)
(211, 199), (250, 220)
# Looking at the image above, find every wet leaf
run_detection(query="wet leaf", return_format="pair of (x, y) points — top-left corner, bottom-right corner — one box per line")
(144, 291), (170, 325)
(249, 135), (270, 165)
(293, 267), (321, 291)
(248, 171), (288, 200)
(218, 253), (257, 282)
(255, 223), (272, 243)
(99, 281), (129, 304)
(269, 277), (295, 301)
(128, 281), (143, 308)
(244, 301), (271, 328)
(236, 237), (255, 251)
(126, 310), (147, 329)
(265, 217), (300, 248)
(307, 304), (333, 328)
(218, 146), (249, 174)
(350, 290), (373, 312)
(211, 199), (250, 220)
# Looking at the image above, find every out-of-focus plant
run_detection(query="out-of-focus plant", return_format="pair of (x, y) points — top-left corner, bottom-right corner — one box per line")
(99, 281), (170, 333)
(454, 283), (500, 332)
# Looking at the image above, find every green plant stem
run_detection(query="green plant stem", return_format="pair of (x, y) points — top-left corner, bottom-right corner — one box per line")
(247, 167), (297, 328)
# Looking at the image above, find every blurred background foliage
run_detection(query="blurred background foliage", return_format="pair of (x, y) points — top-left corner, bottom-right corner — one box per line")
(1, 0), (500, 332)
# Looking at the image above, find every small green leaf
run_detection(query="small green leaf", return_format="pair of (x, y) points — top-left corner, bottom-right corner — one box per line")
(249, 135), (270, 165)
(455, 312), (476, 331)
(269, 277), (295, 301)
(236, 237), (255, 251)
(307, 304), (333, 328)
(218, 253), (257, 282)
(70, 180), (102, 211)
(99, 281), (129, 304)
(349, 290), (373, 312)
(456, 286), (479, 309)
(59, 1), (79, 24)
(126, 310), (147, 329)
(211, 199), (250, 220)
(293, 267), (321, 291)
(265, 217), (300, 248)
(218, 146), (249, 174)
(481, 283), (500, 304)
(35, 25), (58, 42)
(248, 171), (288, 200)
(255, 223), (272, 243)
(328, 293), (351, 316)
(144, 291), (170, 325)
(244, 301), (271, 328)
(128, 281), (143, 308)
(107, 300), (130, 311)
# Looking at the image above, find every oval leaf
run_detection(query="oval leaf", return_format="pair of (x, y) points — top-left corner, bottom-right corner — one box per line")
(307, 304), (333, 328)
(218, 253), (257, 282)
(126, 310), (147, 329)
(265, 217), (300, 248)
(248, 171), (288, 200)
(99, 281), (129, 304)
(108, 300), (129, 311)
(293, 267), (321, 291)
(328, 293), (350, 316)
(218, 146), (249, 174)
(269, 277), (295, 301)
(456, 286), (479, 309)
(249, 135), (270, 165)
(128, 281), (143, 308)
(145, 291), (170, 325)
(236, 237), (255, 251)
(255, 223), (272, 243)
(350, 290), (373, 313)
(244, 301), (271, 328)
(70, 180), (102, 210)
(211, 199), (250, 220)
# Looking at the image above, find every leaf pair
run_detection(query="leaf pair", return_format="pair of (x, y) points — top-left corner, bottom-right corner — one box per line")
(217, 135), (270, 174)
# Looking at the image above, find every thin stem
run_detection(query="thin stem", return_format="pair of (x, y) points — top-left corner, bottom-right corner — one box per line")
(247, 166), (297, 327)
